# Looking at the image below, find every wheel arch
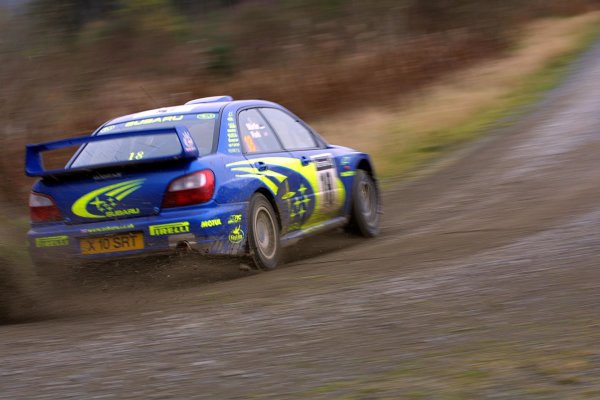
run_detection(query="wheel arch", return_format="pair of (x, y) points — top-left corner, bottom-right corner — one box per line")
(356, 157), (377, 184)
(253, 188), (282, 231)
(356, 158), (372, 174)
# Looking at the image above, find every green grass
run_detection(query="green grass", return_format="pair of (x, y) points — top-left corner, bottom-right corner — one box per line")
(285, 339), (600, 399)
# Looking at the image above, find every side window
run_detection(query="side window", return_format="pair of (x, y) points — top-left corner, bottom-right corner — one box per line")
(260, 108), (318, 150)
(238, 109), (282, 153)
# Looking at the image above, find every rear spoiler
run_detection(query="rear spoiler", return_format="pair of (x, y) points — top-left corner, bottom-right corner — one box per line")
(25, 126), (199, 177)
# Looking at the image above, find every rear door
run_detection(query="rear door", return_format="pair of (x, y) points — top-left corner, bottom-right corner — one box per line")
(258, 107), (345, 229)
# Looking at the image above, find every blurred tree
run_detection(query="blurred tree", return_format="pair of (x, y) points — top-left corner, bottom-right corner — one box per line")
(115, 0), (187, 37)
(170, 0), (241, 13)
(28, 0), (118, 36)
(207, 43), (235, 75)
(406, 0), (514, 33)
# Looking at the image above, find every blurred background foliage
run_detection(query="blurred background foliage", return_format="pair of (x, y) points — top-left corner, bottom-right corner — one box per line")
(1, 0), (600, 205)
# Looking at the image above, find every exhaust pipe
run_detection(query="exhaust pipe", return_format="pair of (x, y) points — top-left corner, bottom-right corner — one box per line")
(175, 241), (192, 253)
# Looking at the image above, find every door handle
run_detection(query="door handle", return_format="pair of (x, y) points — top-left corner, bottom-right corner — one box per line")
(300, 156), (312, 166)
(255, 161), (268, 171)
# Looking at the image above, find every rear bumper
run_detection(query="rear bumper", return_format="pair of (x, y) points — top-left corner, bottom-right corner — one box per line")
(28, 203), (248, 262)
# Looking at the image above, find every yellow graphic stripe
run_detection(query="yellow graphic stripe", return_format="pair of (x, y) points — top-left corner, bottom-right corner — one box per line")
(105, 180), (145, 197)
(228, 156), (318, 195)
(115, 185), (143, 201)
(230, 167), (288, 183)
(226, 157), (301, 170)
(235, 174), (279, 194)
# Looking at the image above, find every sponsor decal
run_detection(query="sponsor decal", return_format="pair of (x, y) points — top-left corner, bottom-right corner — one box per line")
(340, 171), (356, 177)
(227, 214), (242, 224)
(312, 155), (335, 171)
(229, 226), (244, 243)
(182, 131), (195, 152)
(99, 125), (115, 133)
(82, 223), (135, 234)
(124, 115), (184, 128)
(228, 134), (240, 145)
(245, 121), (261, 130)
(197, 113), (216, 120)
(149, 222), (190, 236)
(226, 112), (241, 154)
(340, 156), (351, 166)
(93, 172), (122, 181)
(71, 179), (145, 219)
(35, 235), (69, 248)
(200, 218), (222, 228)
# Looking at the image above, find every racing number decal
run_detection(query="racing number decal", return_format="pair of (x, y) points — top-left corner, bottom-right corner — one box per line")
(313, 155), (338, 213)
(320, 170), (335, 207)
(128, 151), (145, 160)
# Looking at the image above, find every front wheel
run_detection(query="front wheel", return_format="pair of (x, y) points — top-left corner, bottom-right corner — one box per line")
(348, 169), (381, 237)
(248, 193), (281, 270)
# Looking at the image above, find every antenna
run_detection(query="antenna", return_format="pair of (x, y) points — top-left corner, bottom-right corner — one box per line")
(140, 85), (158, 108)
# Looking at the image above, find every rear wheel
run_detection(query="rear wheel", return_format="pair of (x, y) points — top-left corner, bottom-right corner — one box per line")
(348, 169), (380, 237)
(248, 193), (281, 270)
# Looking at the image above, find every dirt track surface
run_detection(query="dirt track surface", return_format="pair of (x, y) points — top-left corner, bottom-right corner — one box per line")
(3, 42), (600, 399)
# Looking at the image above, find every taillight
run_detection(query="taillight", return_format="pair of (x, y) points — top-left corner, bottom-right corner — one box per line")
(162, 170), (215, 208)
(29, 192), (63, 222)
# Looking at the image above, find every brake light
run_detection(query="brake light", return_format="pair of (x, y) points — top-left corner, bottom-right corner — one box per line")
(162, 170), (215, 208)
(29, 192), (63, 222)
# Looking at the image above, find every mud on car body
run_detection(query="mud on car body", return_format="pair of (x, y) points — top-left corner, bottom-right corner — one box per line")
(26, 96), (380, 271)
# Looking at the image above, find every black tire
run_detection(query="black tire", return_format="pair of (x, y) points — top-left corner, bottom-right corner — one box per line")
(348, 169), (381, 237)
(248, 193), (281, 270)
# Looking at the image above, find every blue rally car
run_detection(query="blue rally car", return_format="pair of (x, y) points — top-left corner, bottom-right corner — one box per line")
(26, 96), (380, 271)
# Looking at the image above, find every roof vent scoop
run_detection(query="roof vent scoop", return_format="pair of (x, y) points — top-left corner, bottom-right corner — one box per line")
(185, 96), (233, 105)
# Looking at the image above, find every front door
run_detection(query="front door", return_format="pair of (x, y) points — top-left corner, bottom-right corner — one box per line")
(258, 108), (345, 230)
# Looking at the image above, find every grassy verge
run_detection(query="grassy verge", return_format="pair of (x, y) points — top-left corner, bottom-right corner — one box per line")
(290, 338), (600, 399)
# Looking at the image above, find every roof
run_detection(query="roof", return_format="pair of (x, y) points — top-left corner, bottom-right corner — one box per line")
(107, 96), (234, 126)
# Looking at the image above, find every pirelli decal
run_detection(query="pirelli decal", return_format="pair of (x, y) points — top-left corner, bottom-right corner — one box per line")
(149, 222), (190, 236)
(35, 236), (69, 248)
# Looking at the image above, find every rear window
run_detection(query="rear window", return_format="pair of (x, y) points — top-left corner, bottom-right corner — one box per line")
(70, 113), (217, 168)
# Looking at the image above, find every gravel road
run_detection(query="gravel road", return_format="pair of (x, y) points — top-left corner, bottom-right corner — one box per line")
(2, 41), (600, 399)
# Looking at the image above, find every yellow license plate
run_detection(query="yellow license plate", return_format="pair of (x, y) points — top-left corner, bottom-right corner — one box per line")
(80, 232), (144, 255)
